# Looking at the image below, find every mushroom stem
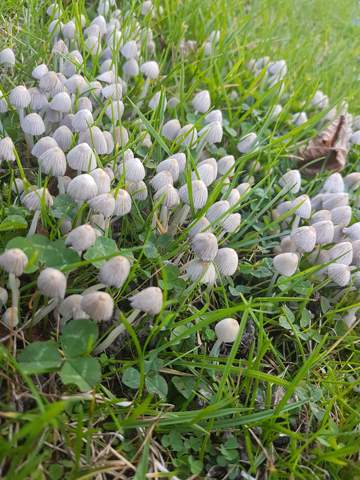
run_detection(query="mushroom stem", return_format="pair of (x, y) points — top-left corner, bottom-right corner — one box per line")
(291, 215), (300, 233)
(9, 273), (20, 309)
(58, 176), (65, 195)
(18, 108), (25, 122)
(168, 204), (190, 235)
(267, 272), (279, 295)
(94, 309), (140, 354)
(139, 77), (150, 100)
(24, 133), (34, 150)
(160, 205), (169, 231)
(209, 338), (222, 357)
(28, 210), (41, 236)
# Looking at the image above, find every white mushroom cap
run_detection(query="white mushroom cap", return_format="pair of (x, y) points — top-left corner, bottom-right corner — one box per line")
(29, 87), (48, 111)
(328, 264), (351, 287)
(279, 170), (301, 194)
(221, 213), (241, 233)
(112, 125), (129, 146)
(39, 71), (62, 94)
(22, 188), (53, 210)
(344, 172), (360, 190)
(192, 232), (218, 261)
(105, 100), (124, 121)
(322, 193), (348, 210)
(64, 74), (87, 94)
(52, 125), (73, 151)
(310, 210), (331, 224)
(154, 184), (180, 208)
(123, 58), (139, 77)
(186, 259), (217, 285)
(328, 242), (353, 265)
(215, 318), (240, 343)
(273, 252), (299, 277)
(179, 180), (208, 209)
(331, 206), (352, 227)
(129, 286), (163, 314)
(72, 109), (94, 132)
(205, 109), (222, 125)
(343, 223), (360, 241)
(206, 200), (230, 224)
(79, 126), (108, 155)
(121, 40), (138, 59)
(188, 217), (211, 238)
(236, 182), (251, 196)
(0, 137), (16, 162)
(171, 152), (186, 173)
(77, 96), (93, 112)
(50, 91), (72, 113)
(290, 226), (317, 253)
(81, 291), (114, 321)
(88, 193), (115, 217)
(161, 119), (181, 140)
(62, 20), (76, 39)
(9, 85), (31, 109)
(38, 146), (67, 176)
(31, 136), (58, 158)
(114, 189), (132, 216)
(140, 60), (159, 79)
(20, 113), (45, 136)
(67, 174), (98, 202)
(102, 82), (123, 100)
(177, 124), (198, 147)
(37, 268), (67, 298)
(237, 132), (258, 153)
(0, 48), (15, 66)
(192, 162), (217, 187)
(322, 173), (344, 193)
(291, 195), (311, 219)
(214, 248), (238, 276)
(118, 157), (146, 182)
(67, 143), (97, 172)
(3, 307), (19, 327)
(99, 256), (131, 288)
(192, 90), (211, 113)
(218, 155), (235, 176)
(227, 189), (241, 207)
(65, 224), (97, 253)
(127, 181), (148, 200)
(0, 286), (8, 305)
(103, 131), (114, 154)
(312, 221), (334, 245)
(59, 294), (89, 322)
(199, 121), (223, 144)
(90, 168), (112, 194)
(0, 248), (28, 276)
(148, 91), (166, 110)
(156, 158), (180, 181)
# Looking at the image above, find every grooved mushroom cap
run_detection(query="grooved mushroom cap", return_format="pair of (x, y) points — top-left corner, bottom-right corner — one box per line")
(81, 291), (114, 321)
(129, 286), (163, 315)
(65, 224), (97, 253)
(67, 174), (98, 202)
(67, 143), (97, 172)
(50, 91), (72, 113)
(279, 170), (301, 194)
(140, 60), (159, 79)
(38, 146), (67, 177)
(9, 85), (31, 109)
(21, 113), (45, 136)
(215, 318), (240, 343)
(52, 125), (73, 151)
(273, 252), (299, 277)
(0, 248), (28, 276)
(114, 189), (132, 216)
(22, 188), (53, 210)
(192, 90), (211, 113)
(0, 48), (16, 66)
(214, 248), (238, 276)
(192, 232), (218, 261)
(179, 180), (208, 210)
(37, 268), (67, 298)
(88, 193), (115, 217)
(0, 137), (16, 161)
(32, 136), (58, 158)
(99, 256), (131, 288)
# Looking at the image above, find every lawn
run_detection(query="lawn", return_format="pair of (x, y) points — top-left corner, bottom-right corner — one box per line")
(0, 0), (360, 479)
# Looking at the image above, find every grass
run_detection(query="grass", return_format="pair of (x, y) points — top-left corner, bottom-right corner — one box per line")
(0, 0), (360, 479)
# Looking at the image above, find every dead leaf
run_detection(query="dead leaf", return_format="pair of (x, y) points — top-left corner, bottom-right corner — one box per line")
(299, 114), (351, 173)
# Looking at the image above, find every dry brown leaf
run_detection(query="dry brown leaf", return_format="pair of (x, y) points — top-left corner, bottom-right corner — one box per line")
(299, 114), (351, 173)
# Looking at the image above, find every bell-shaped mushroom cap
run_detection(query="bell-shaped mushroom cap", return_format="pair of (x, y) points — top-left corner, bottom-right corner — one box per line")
(291, 194), (311, 219)
(38, 146), (67, 177)
(206, 200), (230, 224)
(50, 91), (72, 113)
(322, 173), (344, 193)
(218, 155), (235, 176)
(62, 20), (76, 39)
(344, 172), (360, 190)
(123, 58), (139, 77)
(161, 119), (181, 141)
(31, 136), (58, 158)
(59, 294), (89, 322)
(322, 193), (349, 210)
(156, 158), (180, 182)
(312, 221), (334, 245)
(188, 217), (211, 239)
(129, 286), (163, 315)
(105, 100), (124, 121)
(67, 174), (98, 202)
(192, 162), (217, 187)
(179, 180), (208, 210)
(177, 124), (198, 147)
(127, 181), (148, 200)
(118, 157), (146, 182)
(9, 85), (31, 109)
(90, 168), (111, 194)
(273, 252), (299, 277)
(310, 210), (331, 225)
(72, 109), (94, 132)
(67, 143), (97, 172)
(77, 96), (93, 112)
(205, 109), (223, 125)
(81, 291), (114, 321)
(331, 206), (352, 226)
(192, 90), (211, 113)
(39, 71), (62, 93)
(64, 74), (87, 94)
(199, 121), (223, 144)
(65, 224), (97, 253)
(52, 125), (73, 151)
(191, 232), (218, 261)
(0, 48), (16, 66)
(88, 193), (115, 217)
(171, 152), (186, 173)
(328, 264), (350, 287)
(101, 82), (123, 100)
(22, 188), (53, 211)
(215, 318), (240, 343)
(290, 226), (317, 253)
(140, 61), (160, 79)
(79, 126), (108, 155)
(214, 248), (238, 276)
(20, 113), (45, 136)
(114, 189), (132, 216)
(154, 184), (180, 208)
(112, 125), (129, 147)
(102, 131), (114, 154)
(121, 40), (138, 59)
(343, 222), (360, 241)
(37, 267), (67, 298)
(186, 259), (217, 285)
(0, 248), (28, 276)
(328, 242), (353, 265)
(279, 169), (301, 194)
(150, 171), (173, 191)
(0, 137), (16, 161)
(148, 91), (166, 110)
(237, 132), (258, 153)
(99, 255), (131, 288)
